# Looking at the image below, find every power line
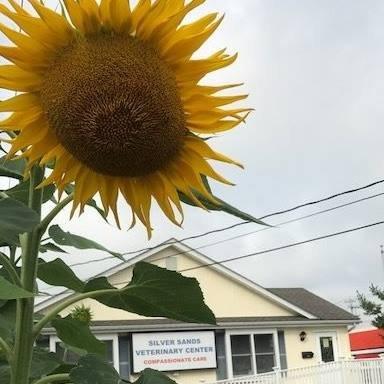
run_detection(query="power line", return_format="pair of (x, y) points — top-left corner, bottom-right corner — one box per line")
(151, 177), (384, 246)
(149, 191), (384, 266)
(64, 190), (384, 269)
(41, 217), (384, 294)
(55, 177), (383, 263)
(181, 219), (384, 272)
(41, 189), (384, 295)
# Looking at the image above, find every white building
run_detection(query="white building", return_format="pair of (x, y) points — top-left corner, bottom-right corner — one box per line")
(36, 241), (358, 384)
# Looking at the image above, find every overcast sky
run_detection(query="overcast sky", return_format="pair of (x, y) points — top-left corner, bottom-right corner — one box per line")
(1, 0), (384, 325)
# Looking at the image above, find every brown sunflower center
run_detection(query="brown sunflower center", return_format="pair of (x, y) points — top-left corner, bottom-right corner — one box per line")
(40, 33), (187, 177)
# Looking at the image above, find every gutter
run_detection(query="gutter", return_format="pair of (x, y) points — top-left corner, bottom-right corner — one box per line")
(40, 319), (360, 335)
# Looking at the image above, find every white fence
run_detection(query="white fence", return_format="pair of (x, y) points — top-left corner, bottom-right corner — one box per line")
(210, 359), (384, 384)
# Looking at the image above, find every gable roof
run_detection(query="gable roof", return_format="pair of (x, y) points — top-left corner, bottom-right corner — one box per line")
(268, 288), (358, 321)
(35, 240), (357, 324)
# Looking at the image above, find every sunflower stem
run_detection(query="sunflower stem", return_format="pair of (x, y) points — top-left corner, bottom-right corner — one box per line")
(39, 192), (74, 235)
(9, 245), (16, 265)
(11, 165), (44, 384)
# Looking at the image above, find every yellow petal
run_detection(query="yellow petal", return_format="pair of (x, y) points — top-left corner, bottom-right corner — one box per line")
(133, 179), (153, 237)
(0, 22), (49, 58)
(0, 65), (41, 92)
(0, 93), (39, 112)
(165, 162), (208, 210)
(156, 0), (205, 44)
(162, 15), (222, 61)
(185, 136), (243, 167)
(78, 0), (101, 34)
(28, 0), (74, 44)
(136, 0), (167, 39)
(121, 179), (152, 234)
(40, 144), (66, 165)
(146, 173), (180, 226)
(0, 5), (59, 49)
(181, 83), (244, 99)
(188, 116), (246, 133)
(23, 131), (58, 163)
(182, 147), (233, 185)
(157, 172), (184, 218)
(187, 107), (251, 126)
(0, 45), (48, 72)
(131, 0), (151, 30)
(110, 0), (132, 33)
(63, 0), (86, 32)
(8, 118), (49, 156)
(8, 0), (30, 16)
(99, 0), (112, 28)
(183, 94), (248, 110)
(0, 107), (43, 129)
(176, 53), (237, 84)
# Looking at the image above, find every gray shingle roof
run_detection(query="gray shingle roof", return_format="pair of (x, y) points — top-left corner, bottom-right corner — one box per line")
(268, 288), (358, 320)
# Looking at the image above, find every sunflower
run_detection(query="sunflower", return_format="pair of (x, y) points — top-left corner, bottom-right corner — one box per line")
(0, 0), (250, 235)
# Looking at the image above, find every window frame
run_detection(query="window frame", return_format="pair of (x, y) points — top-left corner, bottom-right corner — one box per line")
(49, 333), (120, 372)
(225, 329), (280, 378)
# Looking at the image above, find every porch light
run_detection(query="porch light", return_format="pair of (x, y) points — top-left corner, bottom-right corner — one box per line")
(300, 331), (307, 341)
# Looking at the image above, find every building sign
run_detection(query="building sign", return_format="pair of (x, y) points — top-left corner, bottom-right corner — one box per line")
(132, 331), (217, 373)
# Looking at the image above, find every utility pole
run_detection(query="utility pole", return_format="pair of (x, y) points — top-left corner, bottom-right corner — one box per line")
(381, 245), (384, 276)
(344, 298), (359, 315)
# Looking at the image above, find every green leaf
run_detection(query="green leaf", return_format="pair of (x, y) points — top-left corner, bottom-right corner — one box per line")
(69, 354), (121, 384)
(48, 363), (76, 375)
(86, 199), (108, 223)
(43, 184), (56, 203)
(3, 181), (55, 206)
(0, 362), (10, 384)
(84, 262), (216, 325)
(48, 225), (123, 260)
(30, 348), (62, 379)
(0, 301), (16, 340)
(134, 369), (177, 384)
(0, 198), (40, 244)
(0, 276), (33, 299)
(0, 316), (12, 340)
(179, 189), (268, 226)
(39, 242), (68, 254)
(0, 156), (25, 180)
(37, 259), (84, 292)
(59, 342), (88, 358)
(52, 316), (106, 356)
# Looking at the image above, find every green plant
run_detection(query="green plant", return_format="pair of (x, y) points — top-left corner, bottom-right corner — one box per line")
(357, 285), (384, 329)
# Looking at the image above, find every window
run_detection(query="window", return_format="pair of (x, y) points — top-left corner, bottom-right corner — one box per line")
(231, 335), (253, 376)
(35, 335), (50, 351)
(118, 335), (130, 379)
(55, 339), (114, 365)
(215, 332), (227, 380)
(277, 331), (287, 370)
(254, 334), (275, 373)
(50, 334), (119, 371)
(229, 332), (279, 377)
